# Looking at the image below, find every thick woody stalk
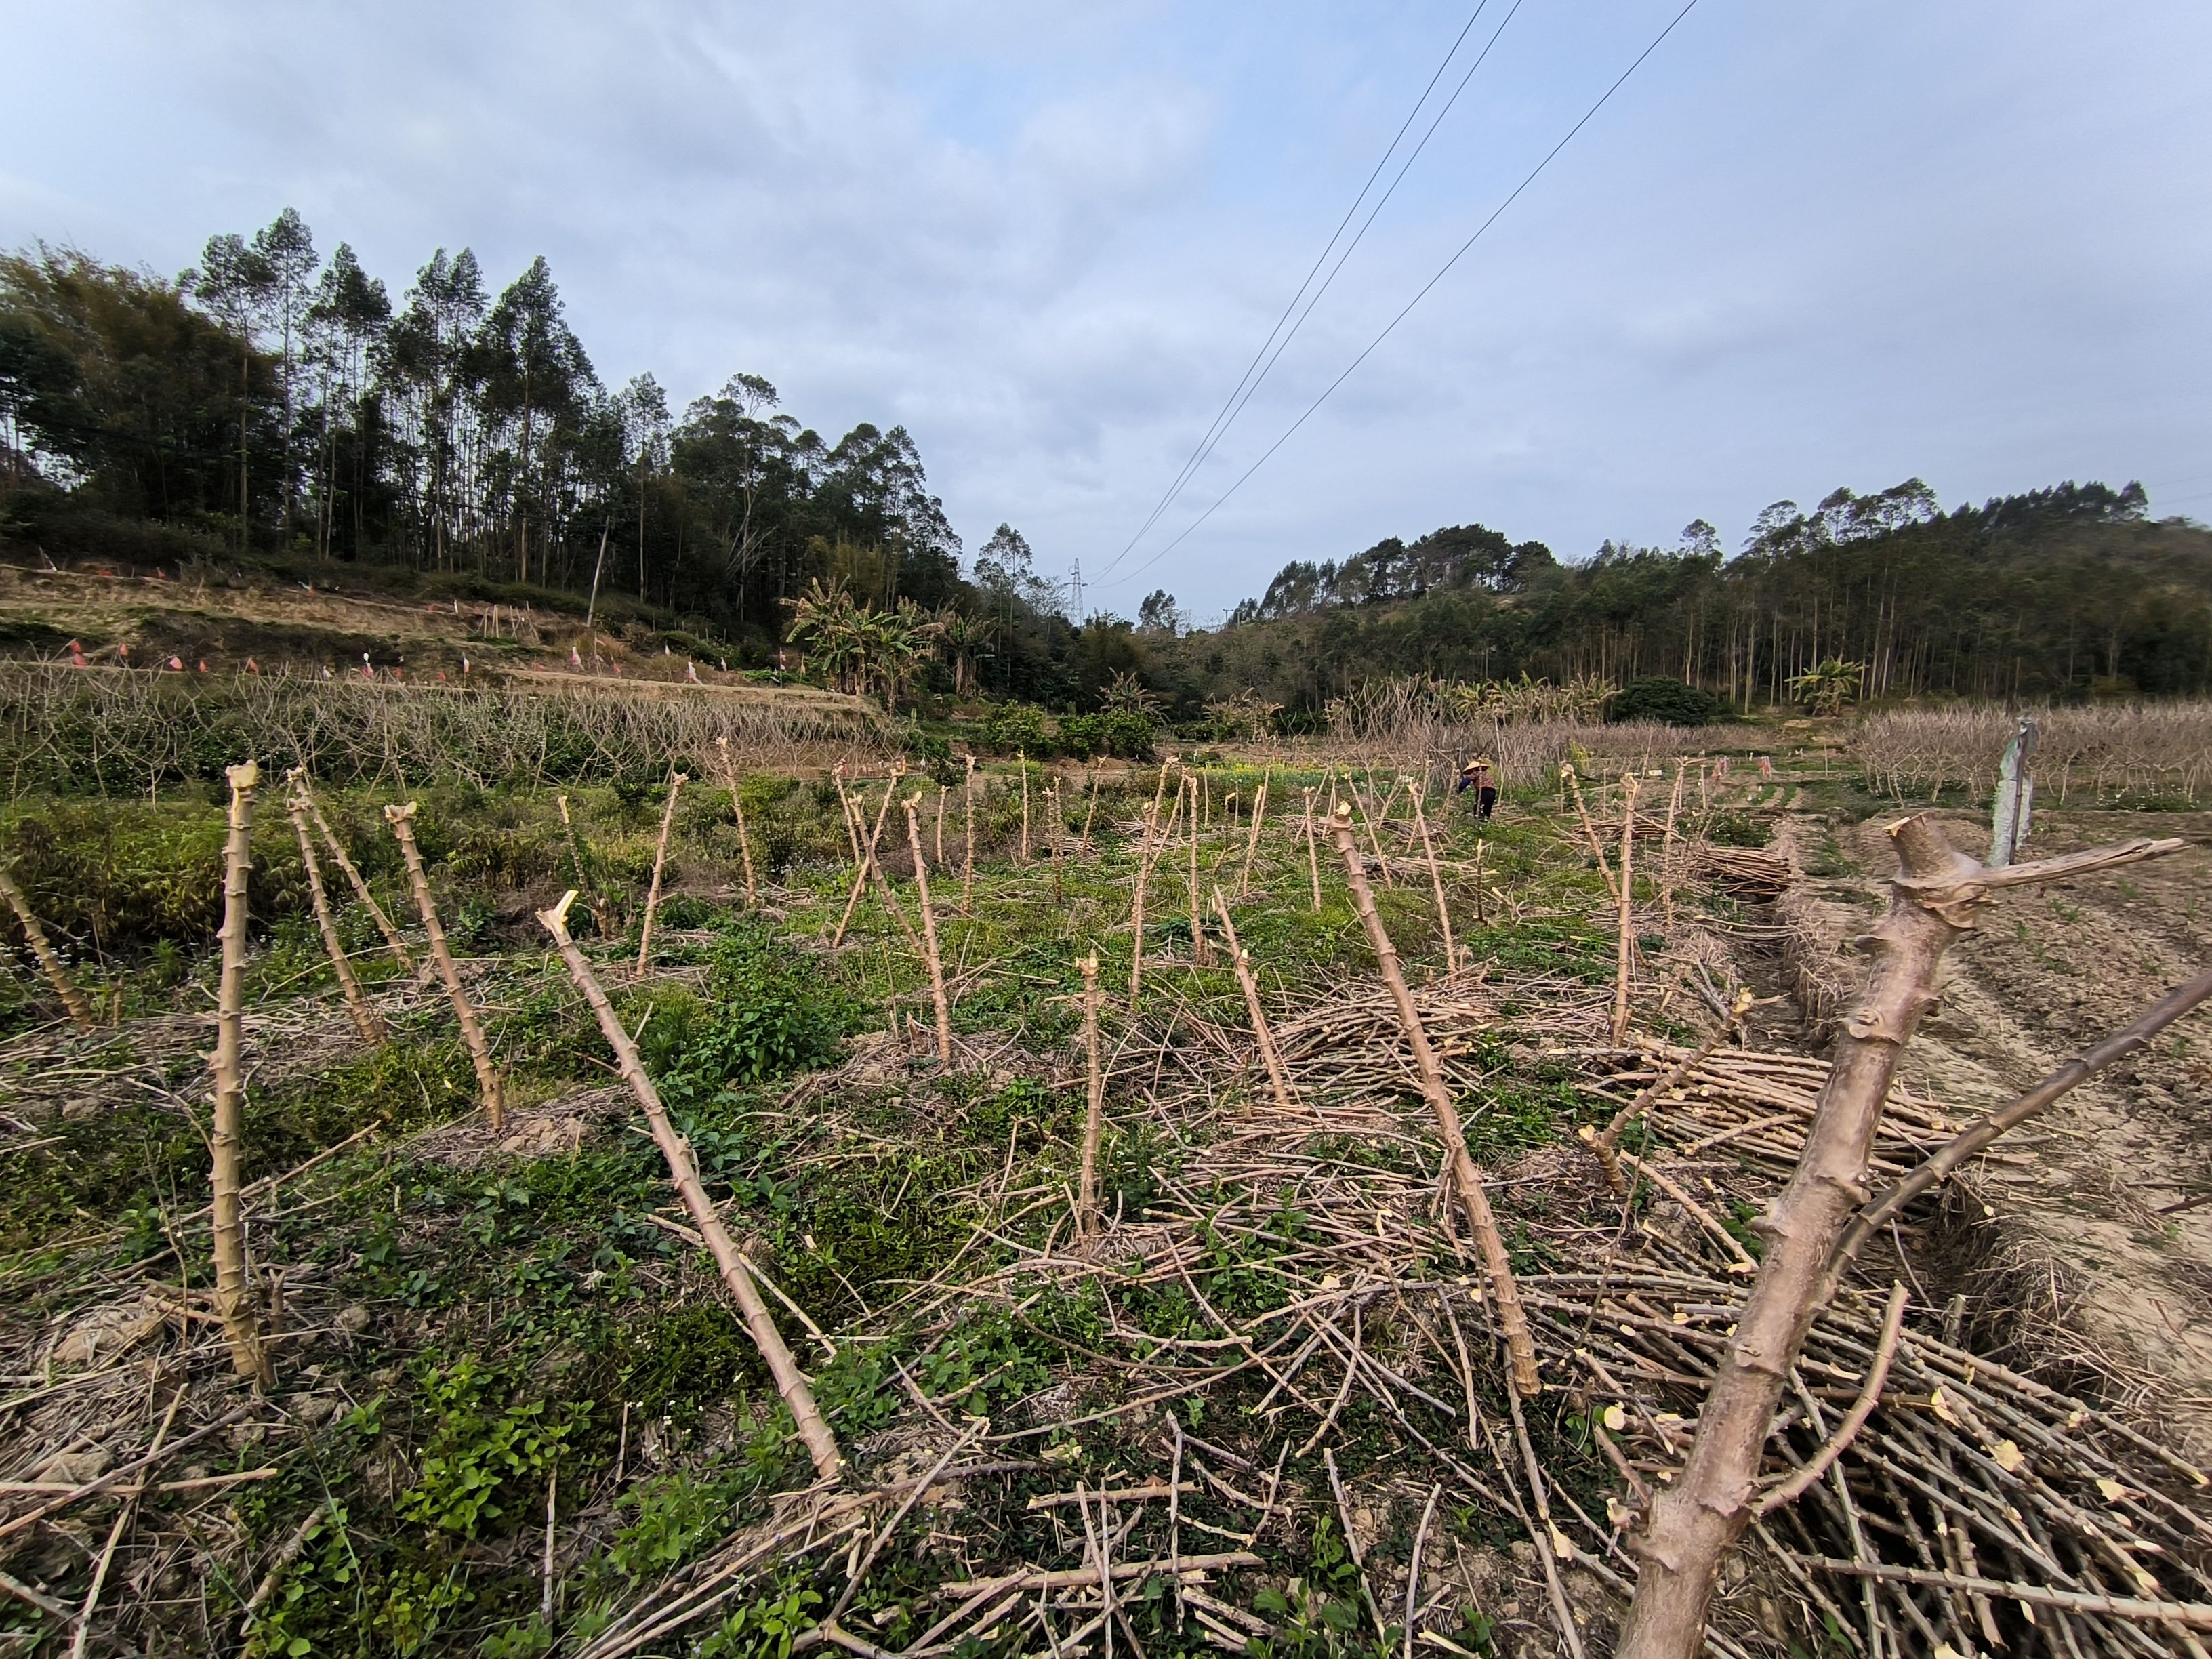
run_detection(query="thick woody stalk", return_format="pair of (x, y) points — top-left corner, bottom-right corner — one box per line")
(298, 782), (414, 973)
(1610, 775), (1639, 1045)
(713, 739), (758, 909)
(385, 803), (504, 1130)
(1408, 777), (1457, 978)
(554, 794), (610, 939)
(1081, 769), (1100, 853)
(903, 794), (954, 1066)
(636, 771), (688, 976)
(1303, 787), (1322, 912)
(212, 762), (271, 1385)
(1211, 888), (1300, 1115)
(1049, 785), (1063, 903)
(1471, 838), (1488, 926)
(1355, 776), (1395, 888)
(1018, 751), (1031, 863)
(537, 893), (842, 1480)
(0, 866), (96, 1032)
(285, 791), (385, 1044)
(1328, 804), (1541, 1395)
(833, 764), (863, 869)
(1239, 778), (1269, 898)
(935, 785), (948, 868)
(1616, 819), (2184, 1659)
(1078, 951), (1104, 1244)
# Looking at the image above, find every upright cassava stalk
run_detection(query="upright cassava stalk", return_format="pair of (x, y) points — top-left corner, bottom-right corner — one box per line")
(1562, 765), (1618, 904)
(1355, 774), (1395, 887)
(1080, 767), (1100, 853)
(903, 793), (954, 1066)
(712, 739), (757, 909)
(962, 754), (977, 914)
(211, 762), (271, 1385)
(1659, 759), (1686, 929)
(1302, 786), (1322, 911)
(537, 892), (842, 1479)
(0, 865), (96, 1032)
(298, 779), (414, 974)
(1408, 775), (1457, 979)
(554, 794), (611, 939)
(285, 787), (384, 1044)
(1212, 888), (1300, 1115)
(1018, 751), (1031, 863)
(833, 779), (899, 949)
(1077, 950), (1104, 1246)
(1127, 795), (1179, 1010)
(1239, 777), (1269, 898)
(1610, 775), (1639, 1046)
(1616, 819), (2184, 1659)
(935, 783), (948, 869)
(1328, 804), (1541, 1396)
(385, 803), (504, 1131)
(833, 763), (863, 869)
(636, 771), (688, 975)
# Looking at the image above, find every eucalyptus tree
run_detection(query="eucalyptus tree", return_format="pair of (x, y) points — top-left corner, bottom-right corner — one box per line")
(191, 230), (270, 542)
(304, 243), (390, 557)
(250, 209), (319, 548)
(480, 255), (594, 585)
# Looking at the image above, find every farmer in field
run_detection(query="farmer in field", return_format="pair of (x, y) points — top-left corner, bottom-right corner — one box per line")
(1456, 756), (1498, 819)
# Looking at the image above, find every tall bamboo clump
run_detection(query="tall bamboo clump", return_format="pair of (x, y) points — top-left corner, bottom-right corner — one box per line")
(636, 771), (689, 975)
(211, 762), (272, 1385)
(1616, 819), (2185, 1659)
(903, 793), (954, 1066)
(1328, 804), (1540, 1395)
(284, 783), (385, 1045)
(538, 892), (843, 1481)
(385, 803), (505, 1131)
(0, 864), (96, 1032)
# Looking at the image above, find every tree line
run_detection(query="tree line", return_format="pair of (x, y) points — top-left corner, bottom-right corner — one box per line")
(0, 213), (975, 645)
(1183, 478), (2212, 708)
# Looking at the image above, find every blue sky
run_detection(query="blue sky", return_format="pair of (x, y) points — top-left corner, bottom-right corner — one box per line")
(4, 1), (2208, 618)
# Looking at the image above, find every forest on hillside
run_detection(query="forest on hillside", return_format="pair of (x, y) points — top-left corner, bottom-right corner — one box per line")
(4, 210), (2209, 714)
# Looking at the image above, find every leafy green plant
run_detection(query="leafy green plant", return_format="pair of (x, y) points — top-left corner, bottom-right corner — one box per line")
(394, 1359), (580, 1538)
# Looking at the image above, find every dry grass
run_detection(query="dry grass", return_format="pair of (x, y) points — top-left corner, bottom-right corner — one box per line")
(1856, 700), (2212, 806)
(0, 664), (891, 797)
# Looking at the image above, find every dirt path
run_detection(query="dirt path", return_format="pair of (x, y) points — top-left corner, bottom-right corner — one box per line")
(1821, 806), (2212, 1449)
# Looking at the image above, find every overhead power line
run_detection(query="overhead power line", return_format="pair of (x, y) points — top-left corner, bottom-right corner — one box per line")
(1103, 0), (1703, 596)
(1101, 3), (1501, 581)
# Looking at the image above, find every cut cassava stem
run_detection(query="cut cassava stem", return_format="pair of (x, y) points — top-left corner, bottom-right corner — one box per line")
(1562, 766), (1618, 905)
(553, 794), (613, 938)
(1584, 987), (1754, 1195)
(1018, 750), (1030, 863)
(1659, 758), (1686, 928)
(962, 754), (977, 914)
(903, 793), (954, 1066)
(284, 787), (386, 1045)
(713, 738), (758, 909)
(1127, 794), (1180, 1010)
(297, 781), (415, 974)
(1077, 951), (1104, 1245)
(636, 771), (688, 975)
(537, 890), (842, 1480)
(1081, 767), (1100, 853)
(1186, 776), (1210, 964)
(1211, 888), (1300, 1115)
(384, 802), (504, 1131)
(1615, 818), (2185, 1659)
(0, 865), (95, 1032)
(1302, 787), (1322, 911)
(1239, 777), (1268, 898)
(1610, 774), (1640, 1045)
(832, 776), (901, 949)
(212, 762), (272, 1385)
(1326, 802), (1540, 1395)
(1406, 776), (1456, 978)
